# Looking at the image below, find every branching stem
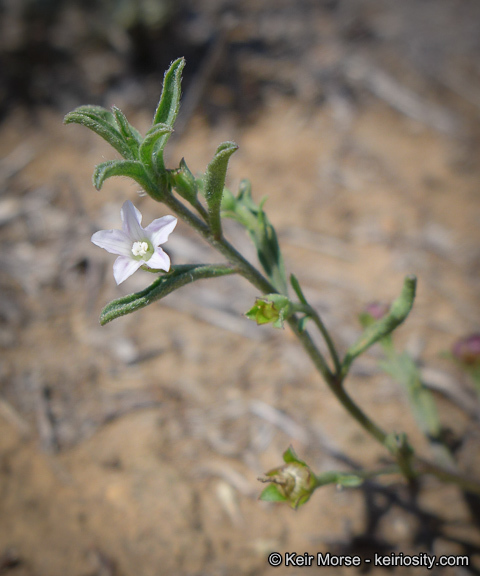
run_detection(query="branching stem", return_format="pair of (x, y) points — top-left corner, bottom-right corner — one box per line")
(159, 184), (480, 496)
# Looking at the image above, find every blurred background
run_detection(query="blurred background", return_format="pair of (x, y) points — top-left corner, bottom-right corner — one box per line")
(0, 1), (480, 574)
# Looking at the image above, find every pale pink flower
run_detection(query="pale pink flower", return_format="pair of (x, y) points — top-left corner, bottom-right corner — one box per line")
(92, 200), (177, 284)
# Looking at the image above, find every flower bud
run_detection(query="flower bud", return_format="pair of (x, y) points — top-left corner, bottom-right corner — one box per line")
(359, 301), (390, 329)
(365, 301), (390, 320)
(452, 333), (480, 366)
(171, 158), (197, 203)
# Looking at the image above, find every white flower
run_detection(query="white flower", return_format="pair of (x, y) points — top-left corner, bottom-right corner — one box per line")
(91, 200), (177, 285)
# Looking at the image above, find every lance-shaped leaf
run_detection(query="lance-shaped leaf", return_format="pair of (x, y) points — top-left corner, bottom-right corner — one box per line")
(99, 264), (236, 325)
(112, 106), (142, 158)
(378, 346), (453, 466)
(222, 180), (287, 293)
(139, 122), (173, 174)
(290, 274), (308, 305)
(204, 141), (238, 238)
(153, 57), (185, 127)
(93, 160), (154, 193)
(64, 105), (136, 160)
(254, 204), (287, 293)
(171, 158), (198, 204)
(341, 275), (417, 378)
(380, 353), (441, 440)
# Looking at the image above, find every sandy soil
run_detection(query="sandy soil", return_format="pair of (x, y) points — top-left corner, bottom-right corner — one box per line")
(1, 4), (480, 575)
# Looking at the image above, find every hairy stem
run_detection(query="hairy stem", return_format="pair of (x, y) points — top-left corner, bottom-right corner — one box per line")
(159, 191), (480, 495)
(161, 192), (385, 444)
(298, 303), (342, 376)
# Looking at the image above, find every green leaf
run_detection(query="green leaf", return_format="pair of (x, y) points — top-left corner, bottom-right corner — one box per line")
(64, 105), (136, 160)
(153, 57), (186, 127)
(139, 122), (173, 174)
(112, 106), (142, 157)
(259, 484), (287, 503)
(384, 433), (415, 480)
(380, 353), (441, 439)
(204, 141), (238, 238)
(222, 180), (287, 293)
(93, 160), (153, 192)
(341, 275), (417, 378)
(100, 264), (236, 325)
(253, 207), (286, 291)
(298, 316), (310, 332)
(171, 158), (198, 204)
(290, 274), (308, 305)
(220, 186), (236, 213)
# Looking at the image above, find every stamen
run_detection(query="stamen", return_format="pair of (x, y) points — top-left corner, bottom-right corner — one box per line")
(132, 241), (149, 257)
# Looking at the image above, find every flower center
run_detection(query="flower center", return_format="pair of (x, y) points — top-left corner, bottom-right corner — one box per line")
(131, 240), (151, 259)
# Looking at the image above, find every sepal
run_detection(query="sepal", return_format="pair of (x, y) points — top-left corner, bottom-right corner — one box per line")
(258, 446), (317, 509)
(245, 294), (292, 328)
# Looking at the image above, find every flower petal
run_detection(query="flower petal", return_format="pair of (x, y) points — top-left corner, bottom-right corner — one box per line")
(91, 229), (131, 256)
(146, 247), (171, 271)
(145, 215), (177, 247)
(121, 200), (145, 241)
(113, 255), (142, 284)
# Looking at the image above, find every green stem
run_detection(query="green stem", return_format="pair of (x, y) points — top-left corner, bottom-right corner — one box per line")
(355, 464), (402, 481)
(315, 464), (401, 488)
(297, 303), (342, 376)
(158, 190), (480, 496)
(161, 192), (384, 444)
(285, 316), (387, 444)
(415, 458), (480, 496)
(162, 192), (277, 294)
(193, 199), (209, 223)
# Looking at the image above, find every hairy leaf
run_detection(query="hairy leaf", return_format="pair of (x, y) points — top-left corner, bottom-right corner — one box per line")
(93, 160), (153, 192)
(139, 123), (173, 174)
(153, 57), (186, 127)
(112, 106), (142, 157)
(64, 105), (136, 160)
(204, 141), (238, 238)
(100, 264), (236, 324)
(341, 275), (417, 378)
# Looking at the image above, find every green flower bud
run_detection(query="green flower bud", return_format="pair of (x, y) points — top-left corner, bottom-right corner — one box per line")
(171, 158), (197, 204)
(245, 294), (292, 329)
